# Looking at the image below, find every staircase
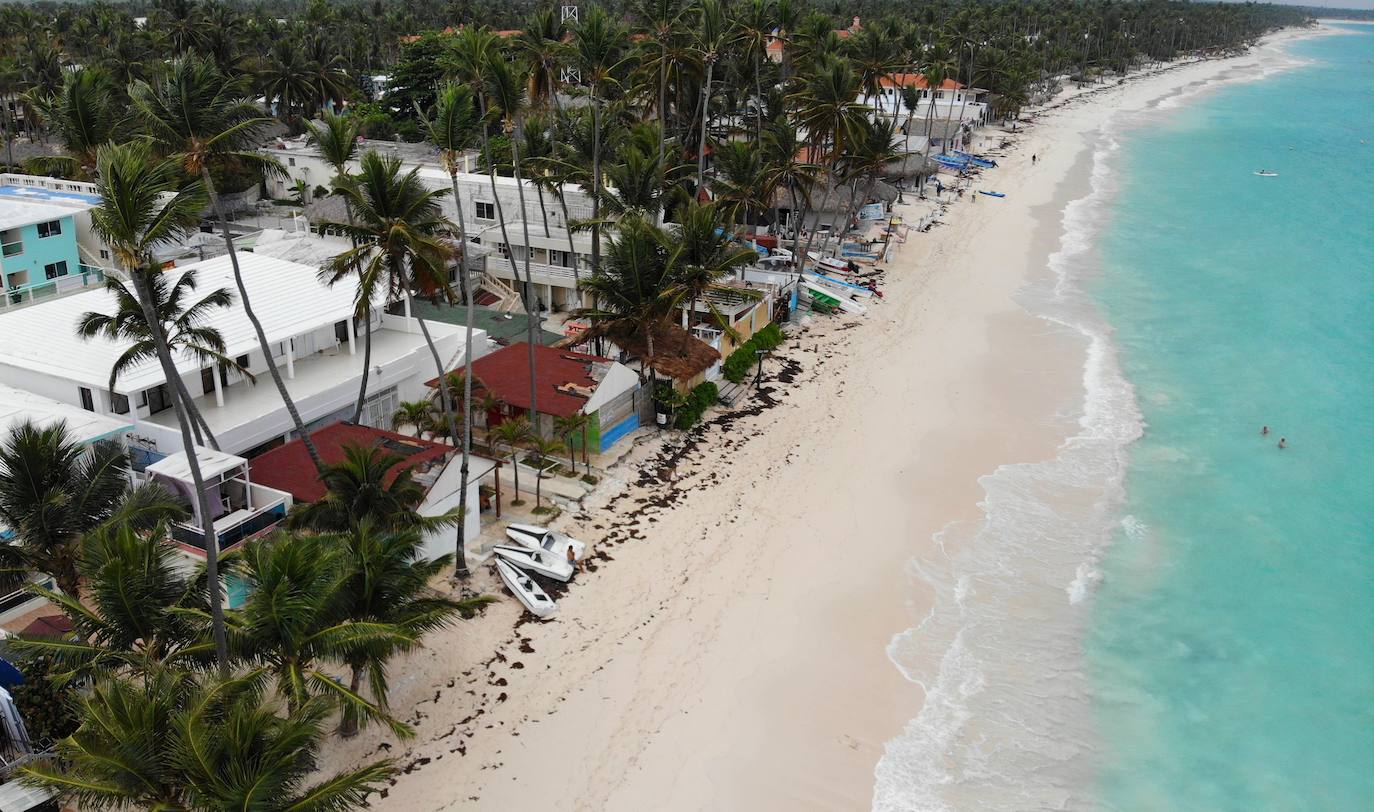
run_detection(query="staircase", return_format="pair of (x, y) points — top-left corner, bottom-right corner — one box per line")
(478, 274), (523, 314)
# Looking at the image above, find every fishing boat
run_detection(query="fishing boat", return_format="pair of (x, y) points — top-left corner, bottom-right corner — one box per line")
(803, 271), (877, 298)
(953, 150), (997, 168)
(802, 280), (868, 315)
(492, 544), (574, 582)
(933, 154), (971, 170)
(495, 558), (557, 618)
(1254, 170), (1279, 177)
(505, 523), (587, 561)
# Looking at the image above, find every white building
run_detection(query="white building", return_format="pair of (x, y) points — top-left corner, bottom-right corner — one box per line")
(0, 252), (487, 461)
(863, 74), (989, 128)
(0, 174), (119, 309)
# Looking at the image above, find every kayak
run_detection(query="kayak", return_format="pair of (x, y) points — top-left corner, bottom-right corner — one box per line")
(978, 191), (1006, 198)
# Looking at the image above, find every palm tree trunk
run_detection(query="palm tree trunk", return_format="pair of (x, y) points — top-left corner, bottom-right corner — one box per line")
(797, 162), (838, 275)
(352, 314), (373, 423)
(447, 167), (472, 580)
(509, 441), (521, 501)
(168, 371), (219, 450)
(200, 168), (325, 472)
(590, 96), (603, 352)
(341, 663), (364, 737)
(535, 183), (551, 239)
(658, 54), (669, 167)
(508, 121), (542, 437)
(696, 59), (715, 194)
(402, 274), (463, 546)
(130, 268), (228, 675)
(545, 93), (583, 301)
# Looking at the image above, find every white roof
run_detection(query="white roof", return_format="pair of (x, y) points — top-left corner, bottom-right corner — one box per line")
(0, 251), (381, 394)
(0, 197), (78, 232)
(145, 447), (248, 483)
(0, 384), (133, 444)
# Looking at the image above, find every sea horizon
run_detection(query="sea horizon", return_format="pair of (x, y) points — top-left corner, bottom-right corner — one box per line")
(876, 24), (1374, 811)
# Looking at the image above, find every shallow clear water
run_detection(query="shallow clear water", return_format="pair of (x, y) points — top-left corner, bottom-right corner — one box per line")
(1089, 27), (1374, 810)
(874, 27), (1374, 812)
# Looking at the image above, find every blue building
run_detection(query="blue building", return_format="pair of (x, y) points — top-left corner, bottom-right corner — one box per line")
(0, 180), (109, 308)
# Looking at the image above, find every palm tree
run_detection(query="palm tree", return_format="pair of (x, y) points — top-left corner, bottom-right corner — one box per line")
(761, 115), (820, 271)
(490, 416), (533, 506)
(20, 666), (394, 809)
(416, 82), (482, 582)
(569, 7), (632, 288)
(528, 435), (566, 510)
(130, 55), (325, 473)
(333, 522), (491, 736)
(789, 55), (869, 269)
(88, 141), (232, 674)
(77, 268), (251, 451)
(25, 67), (125, 180)
(230, 532), (415, 735)
(633, 0), (691, 166)
(257, 40), (315, 123)
(391, 400), (434, 438)
(322, 152), (469, 574)
(575, 215), (687, 390)
(7, 520), (206, 682)
(553, 412), (591, 474)
(693, 0), (734, 192)
(735, 0), (775, 143)
(285, 443), (459, 535)
(483, 53), (545, 435)
(306, 111), (373, 423)
(0, 423), (186, 600)
(672, 202), (760, 332)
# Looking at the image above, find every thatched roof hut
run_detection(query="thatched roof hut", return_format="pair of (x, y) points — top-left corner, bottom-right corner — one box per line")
(558, 318), (720, 383)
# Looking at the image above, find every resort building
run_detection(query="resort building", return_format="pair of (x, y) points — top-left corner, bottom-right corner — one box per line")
(451, 342), (647, 452)
(0, 252), (487, 462)
(0, 174), (116, 309)
(249, 422), (501, 562)
(479, 221), (594, 315)
(864, 74), (989, 124)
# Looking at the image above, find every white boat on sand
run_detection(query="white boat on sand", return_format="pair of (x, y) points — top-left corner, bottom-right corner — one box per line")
(495, 558), (557, 618)
(505, 523), (587, 561)
(492, 544), (574, 582)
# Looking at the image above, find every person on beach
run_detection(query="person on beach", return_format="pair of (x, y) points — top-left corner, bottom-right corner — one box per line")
(1032, 154), (1038, 164)
(1278, 438), (1287, 449)
(1261, 425), (1270, 436)
(566, 545), (579, 572)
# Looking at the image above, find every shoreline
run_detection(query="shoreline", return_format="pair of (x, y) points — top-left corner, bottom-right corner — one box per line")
(316, 28), (1324, 810)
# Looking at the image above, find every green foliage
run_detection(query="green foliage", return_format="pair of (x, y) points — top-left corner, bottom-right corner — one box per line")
(673, 381), (720, 429)
(8, 654), (79, 745)
(723, 323), (786, 384)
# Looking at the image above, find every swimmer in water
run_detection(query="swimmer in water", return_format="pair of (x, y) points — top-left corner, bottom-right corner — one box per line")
(1278, 438), (1287, 449)
(1261, 426), (1269, 436)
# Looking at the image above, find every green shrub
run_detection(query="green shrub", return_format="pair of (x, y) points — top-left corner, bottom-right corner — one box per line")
(722, 323), (788, 384)
(673, 381), (720, 429)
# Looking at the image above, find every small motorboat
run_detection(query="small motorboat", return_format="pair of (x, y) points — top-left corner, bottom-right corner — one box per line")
(492, 544), (574, 582)
(505, 523), (587, 561)
(1254, 170), (1279, 177)
(495, 558), (557, 618)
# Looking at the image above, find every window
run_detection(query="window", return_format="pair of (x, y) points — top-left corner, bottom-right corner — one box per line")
(475, 201), (496, 221)
(201, 367), (216, 394)
(146, 384), (172, 415)
(36, 220), (62, 238)
(79, 386), (94, 412)
(43, 260), (69, 280)
(288, 157), (296, 167)
(235, 354), (249, 371)
(100, 249), (110, 260)
(110, 392), (130, 415)
(334, 320), (350, 344)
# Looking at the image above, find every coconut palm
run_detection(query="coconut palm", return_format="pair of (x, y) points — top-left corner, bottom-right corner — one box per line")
(77, 268), (251, 451)
(553, 412), (591, 474)
(632, 0), (691, 166)
(761, 115), (820, 269)
(321, 151), (469, 574)
(692, 0), (734, 192)
(285, 443), (459, 535)
(25, 67), (125, 180)
(671, 202), (760, 332)
(88, 140), (232, 674)
(130, 55), (325, 473)
(257, 40), (316, 123)
(306, 111), (373, 423)
(735, 0), (774, 142)
(569, 6), (632, 283)
(229, 532), (415, 735)
(391, 400), (434, 439)
(0, 423), (186, 600)
(490, 416), (534, 506)
(415, 82), (483, 580)
(527, 435), (566, 510)
(7, 520), (206, 682)
(333, 522), (492, 736)
(19, 666), (394, 809)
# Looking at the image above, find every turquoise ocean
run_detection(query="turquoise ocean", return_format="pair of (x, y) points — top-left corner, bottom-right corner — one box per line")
(874, 26), (1374, 811)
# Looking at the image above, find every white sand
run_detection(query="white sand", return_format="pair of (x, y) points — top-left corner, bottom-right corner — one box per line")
(318, 30), (1321, 810)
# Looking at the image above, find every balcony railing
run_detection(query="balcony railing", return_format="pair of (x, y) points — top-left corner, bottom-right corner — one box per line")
(1, 266), (106, 309)
(171, 500), (287, 554)
(489, 259), (579, 286)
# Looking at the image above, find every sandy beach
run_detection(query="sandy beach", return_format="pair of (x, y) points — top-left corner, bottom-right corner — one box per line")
(316, 30), (1320, 811)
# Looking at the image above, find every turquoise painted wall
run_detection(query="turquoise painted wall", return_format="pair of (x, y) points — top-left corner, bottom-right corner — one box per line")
(1, 214), (81, 294)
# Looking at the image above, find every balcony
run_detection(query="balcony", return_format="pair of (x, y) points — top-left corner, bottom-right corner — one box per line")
(488, 259), (580, 288)
(170, 491), (288, 553)
(145, 317), (464, 455)
(0, 265), (106, 310)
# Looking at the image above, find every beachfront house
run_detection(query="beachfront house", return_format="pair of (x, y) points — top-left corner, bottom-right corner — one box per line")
(451, 342), (647, 453)
(0, 252), (486, 462)
(249, 422), (501, 561)
(865, 74), (989, 126)
(0, 174), (117, 309)
(680, 278), (783, 380)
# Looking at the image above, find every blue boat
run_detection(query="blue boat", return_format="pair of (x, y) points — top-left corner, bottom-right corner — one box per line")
(954, 150), (997, 168)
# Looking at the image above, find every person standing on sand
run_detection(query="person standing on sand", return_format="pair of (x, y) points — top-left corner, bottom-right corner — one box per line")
(566, 545), (579, 573)
(1032, 154), (1037, 164)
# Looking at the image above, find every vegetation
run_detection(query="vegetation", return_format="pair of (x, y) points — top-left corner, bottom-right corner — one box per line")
(723, 322), (786, 383)
(675, 380), (721, 429)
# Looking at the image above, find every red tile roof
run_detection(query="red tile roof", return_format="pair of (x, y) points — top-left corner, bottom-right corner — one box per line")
(249, 423), (452, 503)
(879, 73), (964, 91)
(435, 342), (614, 419)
